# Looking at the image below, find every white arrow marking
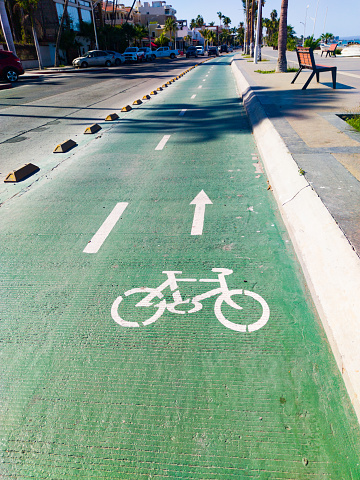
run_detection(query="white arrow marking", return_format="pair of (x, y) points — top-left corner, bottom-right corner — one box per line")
(190, 190), (213, 235)
(83, 202), (128, 253)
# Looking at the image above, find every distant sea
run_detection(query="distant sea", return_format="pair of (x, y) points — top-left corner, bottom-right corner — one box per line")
(338, 36), (360, 45)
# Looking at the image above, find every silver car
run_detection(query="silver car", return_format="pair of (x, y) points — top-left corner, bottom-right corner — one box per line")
(106, 50), (125, 66)
(72, 50), (115, 68)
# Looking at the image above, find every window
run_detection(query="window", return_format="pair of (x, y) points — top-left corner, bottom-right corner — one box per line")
(81, 8), (92, 23)
(79, 0), (90, 5)
(67, 5), (80, 30)
(55, 2), (64, 21)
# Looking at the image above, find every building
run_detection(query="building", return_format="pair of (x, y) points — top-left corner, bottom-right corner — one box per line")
(102, 2), (135, 26)
(135, 1), (176, 26)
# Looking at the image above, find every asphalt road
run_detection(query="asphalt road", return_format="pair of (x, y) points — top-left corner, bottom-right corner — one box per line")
(0, 57), (201, 184)
(1, 54), (360, 478)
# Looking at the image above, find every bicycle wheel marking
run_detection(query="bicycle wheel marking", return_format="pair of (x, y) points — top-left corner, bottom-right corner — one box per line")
(110, 269), (270, 333)
(84, 202), (128, 254)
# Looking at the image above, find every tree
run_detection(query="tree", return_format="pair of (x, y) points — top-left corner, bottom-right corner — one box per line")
(195, 14), (204, 28)
(14, 0), (43, 68)
(133, 23), (148, 47)
(164, 17), (177, 47)
(276, 0), (288, 72)
(320, 32), (334, 44)
(304, 34), (321, 49)
(223, 16), (231, 28)
(154, 32), (169, 47)
(208, 30), (216, 45)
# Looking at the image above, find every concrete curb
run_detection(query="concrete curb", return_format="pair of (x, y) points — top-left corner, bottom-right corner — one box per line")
(231, 59), (360, 423)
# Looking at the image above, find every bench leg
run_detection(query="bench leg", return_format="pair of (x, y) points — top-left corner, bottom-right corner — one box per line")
(316, 71), (320, 82)
(302, 71), (315, 90)
(331, 68), (337, 89)
(291, 67), (303, 84)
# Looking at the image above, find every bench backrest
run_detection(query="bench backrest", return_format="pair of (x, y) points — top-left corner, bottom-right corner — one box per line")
(296, 47), (315, 68)
(328, 43), (337, 52)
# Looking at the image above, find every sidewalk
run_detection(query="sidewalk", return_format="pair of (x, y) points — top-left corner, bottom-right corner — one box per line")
(232, 47), (360, 422)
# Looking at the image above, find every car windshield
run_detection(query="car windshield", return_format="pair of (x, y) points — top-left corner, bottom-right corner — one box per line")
(139, 48), (146, 52)
(125, 48), (137, 52)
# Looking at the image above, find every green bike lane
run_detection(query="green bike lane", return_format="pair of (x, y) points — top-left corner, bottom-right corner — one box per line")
(1, 56), (360, 478)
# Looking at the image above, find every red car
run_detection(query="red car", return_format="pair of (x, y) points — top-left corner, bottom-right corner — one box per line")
(0, 50), (24, 82)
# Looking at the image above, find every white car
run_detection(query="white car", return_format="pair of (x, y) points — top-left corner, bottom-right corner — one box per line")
(72, 50), (114, 68)
(196, 46), (205, 56)
(106, 50), (125, 66)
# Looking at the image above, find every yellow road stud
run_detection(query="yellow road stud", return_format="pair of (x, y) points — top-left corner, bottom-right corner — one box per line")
(121, 105), (132, 112)
(4, 163), (39, 182)
(53, 139), (77, 153)
(162, 84), (167, 88)
(84, 124), (101, 134)
(157, 87), (163, 91)
(143, 94), (151, 100)
(150, 91), (157, 95)
(133, 99), (142, 105)
(105, 113), (119, 121)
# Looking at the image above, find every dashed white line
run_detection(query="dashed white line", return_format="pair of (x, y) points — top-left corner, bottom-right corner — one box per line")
(179, 109), (187, 116)
(83, 202), (128, 254)
(191, 94), (196, 99)
(155, 134), (171, 150)
(198, 85), (203, 89)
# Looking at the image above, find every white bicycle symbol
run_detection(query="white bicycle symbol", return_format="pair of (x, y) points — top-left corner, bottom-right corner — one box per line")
(111, 268), (270, 332)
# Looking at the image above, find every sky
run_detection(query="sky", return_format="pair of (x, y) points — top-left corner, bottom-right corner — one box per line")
(174, 0), (360, 39)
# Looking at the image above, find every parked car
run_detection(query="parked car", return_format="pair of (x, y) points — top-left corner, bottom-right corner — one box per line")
(123, 47), (146, 62)
(228, 46), (233, 52)
(138, 47), (156, 61)
(106, 50), (125, 66)
(220, 45), (228, 53)
(72, 50), (114, 68)
(153, 47), (179, 59)
(207, 46), (219, 57)
(196, 46), (205, 56)
(0, 50), (24, 82)
(186, 46), (198, 58)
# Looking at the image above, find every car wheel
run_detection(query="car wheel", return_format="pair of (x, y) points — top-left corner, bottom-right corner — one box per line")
(115, 58), (121, 66)
(5, 68), (18, 82)
(170, 53), (175, 59)
(152, 55), (156, 61)
(81, 61), (88, 68)
(105, 60), (111, 67)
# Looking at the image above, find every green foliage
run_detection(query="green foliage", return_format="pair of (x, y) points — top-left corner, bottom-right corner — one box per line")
(154, 32), (169, 47)
(345, 116), (360, 132)
(304, 35), (321, 49)
(254, 69), (275, 73)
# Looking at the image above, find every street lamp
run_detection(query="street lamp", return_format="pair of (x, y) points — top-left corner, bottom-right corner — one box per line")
(300, 4), (309, 46)
(91, 0), (101, 50)
(254, 0), (262, 64)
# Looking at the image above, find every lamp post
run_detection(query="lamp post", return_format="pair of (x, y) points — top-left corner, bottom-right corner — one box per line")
(0, 0), (16, 54)
(254, 0), (262, 64)
(300, 4), (309, 46)
(91, 0), (101, 50)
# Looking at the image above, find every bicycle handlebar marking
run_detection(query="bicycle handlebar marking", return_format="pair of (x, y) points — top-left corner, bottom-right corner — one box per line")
(111, 268), (270, 332)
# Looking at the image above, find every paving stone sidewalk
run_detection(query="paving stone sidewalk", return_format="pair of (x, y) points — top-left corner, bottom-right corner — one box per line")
(232, 47), (360, 255)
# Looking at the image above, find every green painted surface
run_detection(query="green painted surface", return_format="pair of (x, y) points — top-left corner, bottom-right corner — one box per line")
(1, 56), (360, 478)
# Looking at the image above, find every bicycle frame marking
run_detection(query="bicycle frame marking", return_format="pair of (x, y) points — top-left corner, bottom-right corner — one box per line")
(111, 268), (270, 332)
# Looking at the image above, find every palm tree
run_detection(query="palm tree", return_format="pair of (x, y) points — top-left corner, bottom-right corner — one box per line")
(208, 30), (216, 46)
(133, 24), (148, 47)
(320, 32), (334, 44)
(200, 28), (210, 50)
(164, 17), (177, 47)
(14, 0), (43, 68)
(195, 14), (204, 28)
(223, 16), (231, 28)
(155, 32), (169, 47)
(276, 0), (288, 72)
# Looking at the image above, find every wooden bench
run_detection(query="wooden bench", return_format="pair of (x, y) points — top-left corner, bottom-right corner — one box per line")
(291, 47), (337, 90)
(321, 43), (338, 57)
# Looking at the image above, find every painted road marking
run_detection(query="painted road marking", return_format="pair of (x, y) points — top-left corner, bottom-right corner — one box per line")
(83, 202), (128, 254)
(179, 109), (187, 116)
(111, 268), (270, 332)
(190, 190), (213, 235)
(203, 79), (206, 82)
(191, 94), (196, 99)
(198, 85), (203, 89)
(155, 135), (171, 150)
